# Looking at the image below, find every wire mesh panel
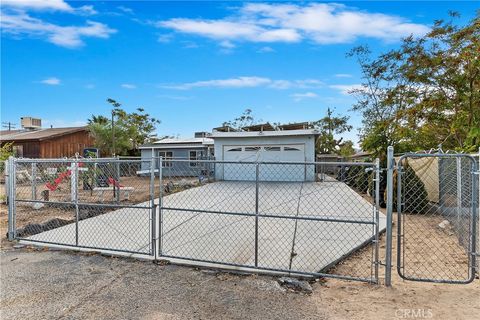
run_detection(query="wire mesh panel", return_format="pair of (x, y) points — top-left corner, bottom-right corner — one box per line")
(12, 158), (155, 256)
(397, 154), (478, 283)
(159, 159), (382, 282)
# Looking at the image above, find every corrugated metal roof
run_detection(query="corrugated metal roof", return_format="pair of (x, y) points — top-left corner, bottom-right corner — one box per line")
(0, 127), (88, 142)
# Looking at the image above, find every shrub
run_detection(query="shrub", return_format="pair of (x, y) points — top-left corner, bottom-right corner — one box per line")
(355, 167), (370, 193)
(387, 161), (429, 214)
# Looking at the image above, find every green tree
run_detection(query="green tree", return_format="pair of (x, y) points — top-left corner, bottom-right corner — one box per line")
(0, 142), (14, 174)
(349, 12), (480, 158)
(222, 109), (257, 130)
(338, 140), (355, 157)
(313, 107), (353, 154)
(88, 99), (160, 156)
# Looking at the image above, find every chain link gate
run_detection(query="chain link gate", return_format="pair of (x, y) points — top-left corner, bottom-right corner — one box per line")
(6, 155), (383, 283)
(6, 157), (156, 257)
(396, 153), (478, 283)
(156, 158), (383, 283)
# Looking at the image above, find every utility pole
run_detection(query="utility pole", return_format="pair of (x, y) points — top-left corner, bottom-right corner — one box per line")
(2, 122), (17, 131)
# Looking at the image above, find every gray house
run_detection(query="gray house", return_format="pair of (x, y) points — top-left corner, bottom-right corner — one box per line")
(139, 133), (213, 176)
(212, 129), (318, 182)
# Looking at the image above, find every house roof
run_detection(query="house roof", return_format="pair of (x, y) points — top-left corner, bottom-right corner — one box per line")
(278, 122), (313, 130)
(211, 129), (319, 138)
(350, 151), (372, 159)
(139, 137), (214, 149)
(0, 127), (89, 142)
(212, 125), (238, 132)
(242, 123), (275, 132)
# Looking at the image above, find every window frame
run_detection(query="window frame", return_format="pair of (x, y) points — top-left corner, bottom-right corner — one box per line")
(189, 150), (201, 167)
(158, 151), (173, 167)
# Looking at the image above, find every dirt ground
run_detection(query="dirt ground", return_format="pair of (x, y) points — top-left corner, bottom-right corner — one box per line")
(0, 204), (479, 319)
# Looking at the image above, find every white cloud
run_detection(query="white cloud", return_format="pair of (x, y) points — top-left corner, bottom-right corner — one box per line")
(257, 46), (275, 53)
(1, 12), (116, 48)
(2, 0), (72, 11)
(334, 73), (352, 78)
(329, 84), (364, 95)
(2, 0), (97, 15)
(161, 77), (271, 90)
(117, 6), (134, 14)
(290, 92), (318, 102)
(158, 3), (429, 47)
(121, 84), (137, 89)
(161, 76), (323, 90)
(40, 77), (61, 85)
(219, 40), (235, 49)
(269, 79), (323, 89)
(158, 18), (300, 44)
(76, 5), (97, 16)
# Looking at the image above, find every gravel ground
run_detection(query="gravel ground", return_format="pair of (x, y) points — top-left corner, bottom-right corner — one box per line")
(0, 248), (326, 320)
(1, 205), (479, 320)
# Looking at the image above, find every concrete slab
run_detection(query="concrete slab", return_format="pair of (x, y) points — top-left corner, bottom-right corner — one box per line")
(26, 180), (386, 275)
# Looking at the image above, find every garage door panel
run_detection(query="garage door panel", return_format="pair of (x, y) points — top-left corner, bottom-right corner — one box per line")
(223, 144), (307, 181)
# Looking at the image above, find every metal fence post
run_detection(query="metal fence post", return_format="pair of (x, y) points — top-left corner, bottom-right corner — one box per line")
(255, 162), (259, 267)
(471, 154), (478, 275)
(150, 157), (156, 259)
(385, 146), (394, 286)
(116, 155), (121, 203)
(74, 159), (79, 246)
(7, 156), (16, 241)
(374, 158), (380, 283)
(158, 157), (163, 258)
(456, 157), (463, 239)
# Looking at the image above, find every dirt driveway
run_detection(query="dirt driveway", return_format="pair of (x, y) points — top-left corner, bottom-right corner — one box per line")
(1, 205), (479, 320)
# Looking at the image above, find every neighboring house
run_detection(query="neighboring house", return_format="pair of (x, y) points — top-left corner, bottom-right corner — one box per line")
(0, 126), (94, 158)
(211, 128), (319, 182)
(139, 133), (214, 176)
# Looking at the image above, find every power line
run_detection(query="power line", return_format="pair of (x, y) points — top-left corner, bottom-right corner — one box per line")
(2, 122), (17, 131)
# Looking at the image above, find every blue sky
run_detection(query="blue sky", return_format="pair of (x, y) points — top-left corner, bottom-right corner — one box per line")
(1, 1), (478, 145)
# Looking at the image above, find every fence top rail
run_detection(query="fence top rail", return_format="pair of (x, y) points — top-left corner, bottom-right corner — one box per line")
(12, 158), (146, 163)
(398, 153), (478, 164)
(11, 157), (378, 166)
(157, 158), (378, 166)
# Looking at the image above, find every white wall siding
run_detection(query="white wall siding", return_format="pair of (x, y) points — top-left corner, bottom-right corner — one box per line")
(213, 135), (316, 182)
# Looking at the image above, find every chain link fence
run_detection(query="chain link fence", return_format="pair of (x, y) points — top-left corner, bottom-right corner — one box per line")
(8, 158), (156, 255)
(158, 159), (383, 282)
(6, 156), (383, 283)
(396, 153), (478, 283)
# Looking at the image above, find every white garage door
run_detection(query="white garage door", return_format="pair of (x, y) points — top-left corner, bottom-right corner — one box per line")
(223, 145), (306, 181)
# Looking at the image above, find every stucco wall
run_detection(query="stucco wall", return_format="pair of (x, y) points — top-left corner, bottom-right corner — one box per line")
(213, 135), (316, 181)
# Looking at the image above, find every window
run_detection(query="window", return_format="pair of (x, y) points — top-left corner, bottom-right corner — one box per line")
(226, 147), (242, 152)
(264, 146), (281, 151)
(284, 146), (301, 151)
(189, 150), (200, 167)
(158, 151), (173, 167)
(245, 146), (261, 152)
